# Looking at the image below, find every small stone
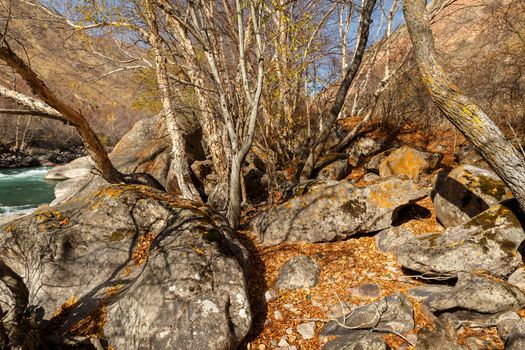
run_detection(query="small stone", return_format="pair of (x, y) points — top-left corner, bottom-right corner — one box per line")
(265, 288), (280, 303)
(297, 321), (316, 340)
(350, 283), (381, 300)
(258, 344), (266, 350)
(363, 172), (380, 182)
(275, 255), (320, 290)
(283, 303), (296, 312)
(274, 310), (283, 320)
(278, 337), (290, 347)
(286, 327), (293, 335)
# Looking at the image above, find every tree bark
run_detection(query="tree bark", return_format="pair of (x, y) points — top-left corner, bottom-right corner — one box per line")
(403, 0), (525, 213)
(164, 9), (231, 208)
(144, 0), (201, 201)
(300, 0), (377, 179)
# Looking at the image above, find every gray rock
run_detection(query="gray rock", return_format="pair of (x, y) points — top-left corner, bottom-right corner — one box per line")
(347, 137), (381, 167)
(327, 302), (354, 319)
(49, 113), (206, 204)
(278, 337), (290, 347)
(44, 156), (93, 180)
(349, 283), (381, 300)
(265, 288), (280, 303)
(297, 321), (316, 340)
(506, 322), (525, 350)
(423, 273), (525, 314)
(317, 159), (350, 181)
(454, 143), (489, 168)
(408, 285), (454, 301)
(379, 146), (442, 181)
(275, 256), (320, 290)
(496, 312), (523, 340)
(363, 172), (381, 182)
(322, 331), (386, 350)
(416, 315), (465, 350)
(509, 267), (525, 290)
(51, 173), (104, 205)
(0, 185), (250, 350)
(254, 177), (428, 246)
(376, 226), (414, 254)
(274, 310), (283, 320)
(367, 150), (393, 174)
(432, 165), (512, 228)
(395, 200), (525, 278)
(321, 293), (414, 335)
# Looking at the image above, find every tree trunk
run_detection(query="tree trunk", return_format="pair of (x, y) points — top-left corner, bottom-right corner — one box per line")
(0, 44), (123, 184)
(167, 14), (231, 207)
(403, 0), (525, 213)
(144, 1), (201, 201)
(300, 0), (377, 179)
(227, 156), (243, 228)
(0, 44), (163, 190)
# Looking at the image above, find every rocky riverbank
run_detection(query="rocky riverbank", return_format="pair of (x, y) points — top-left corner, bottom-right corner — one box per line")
(0, 146), (85, 168)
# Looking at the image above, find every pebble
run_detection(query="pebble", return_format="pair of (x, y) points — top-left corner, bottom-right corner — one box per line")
(297, 321), (316, 340)
(278, 337), (289, 347)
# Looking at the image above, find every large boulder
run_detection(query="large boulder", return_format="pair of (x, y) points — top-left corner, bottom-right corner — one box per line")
(416, 315), (465, 350)
(0, 185), (251, 349)
(48, 114), (206, 204)
(395, 200), (525, 278)
(414, 273), (525, 314)
(378, 146), (442, 180)
(432, 164), (512, 228)
(253, 177), (428, 246)
(44, 156), (93, 180)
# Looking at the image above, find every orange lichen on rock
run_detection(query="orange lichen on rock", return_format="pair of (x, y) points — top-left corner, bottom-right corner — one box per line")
(368, 181), (398, 208)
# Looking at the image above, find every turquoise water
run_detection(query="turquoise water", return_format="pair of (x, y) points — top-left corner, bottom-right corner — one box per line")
(0, 167), (57, 214)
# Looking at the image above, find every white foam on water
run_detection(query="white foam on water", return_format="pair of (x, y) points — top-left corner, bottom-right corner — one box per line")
(0, 168), (48, 181)
(0, 204), (36, 215)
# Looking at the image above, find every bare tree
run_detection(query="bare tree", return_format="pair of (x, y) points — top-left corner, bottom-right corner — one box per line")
(403, 0), (525, 212)
(0, 40), (161, 189)
(299, 0), (378, 179)
(154, 0), (265, 227)
(142, 0), (201, 200)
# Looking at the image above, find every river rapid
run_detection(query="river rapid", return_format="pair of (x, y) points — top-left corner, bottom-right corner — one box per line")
(0, 167), (56, 215)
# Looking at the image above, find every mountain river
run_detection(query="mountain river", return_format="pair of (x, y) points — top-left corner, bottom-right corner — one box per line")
(0, 167), (56, 215)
